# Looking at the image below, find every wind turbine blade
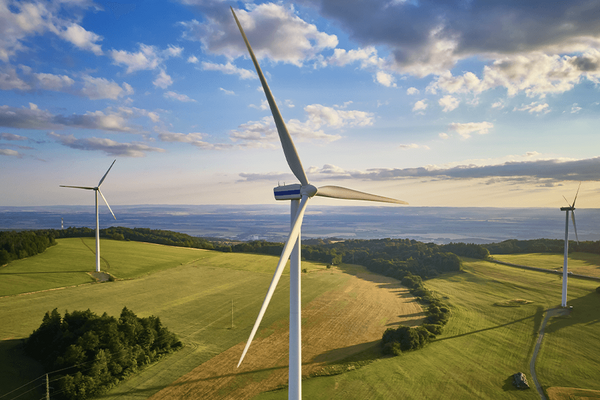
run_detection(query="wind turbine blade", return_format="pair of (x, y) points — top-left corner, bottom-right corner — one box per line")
(316, 185), (408, 205)
(60, 185), (95, 190)
(237, 195), (310, 367)
(230, 7), (309, 187)
(562, 195), (571, 207)
(98, 189), (117, 220)
(571, 211), (579, 243)
(98, 159), (116, 187)
(572, 182), (581, 208)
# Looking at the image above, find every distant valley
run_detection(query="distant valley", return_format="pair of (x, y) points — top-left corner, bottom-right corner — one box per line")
(2, 205), (600, 244)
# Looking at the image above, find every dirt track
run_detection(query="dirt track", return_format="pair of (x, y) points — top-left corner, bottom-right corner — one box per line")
(150, 268), (424, 399)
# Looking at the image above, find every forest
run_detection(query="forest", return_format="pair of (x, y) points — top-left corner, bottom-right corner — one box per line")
(25, 307), (182, 400)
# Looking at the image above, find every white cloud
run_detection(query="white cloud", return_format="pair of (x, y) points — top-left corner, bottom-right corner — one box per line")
(219, 88), (235, 95)
(164, 91), (196, 102)
(33, 73), (75, 91)
(157, 130), (223, 149)
(399, 143), (430, 150)
(201, 61), (256, 80)
(111, 44), (161, 73)
(58, 23), (103, 55)
(375, 71), (397, 87)
(0, 148), (20, 157)
(438, 95), (460, 112)
(406, 87), (419, 95)
(181, 3), (338, 66)
(448, 121), (493, 139)
(570, 103), (582, 114)
(0, 66), (30, 90)
(412, 99), (427, 113)
(81, 76), (133, 100)
(514, 102), (550, 114)
(153, 70), (173, 88)
(187, 55), (199, 64)
(249, 99), (269, 111)
(439, 132), (449, 139)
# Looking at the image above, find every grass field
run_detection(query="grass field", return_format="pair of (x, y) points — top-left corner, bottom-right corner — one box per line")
(0, 239), (339, 399)
(492, 252), (600, 278)
(2, 243), (599, 400)
(256, 258), (600, 400)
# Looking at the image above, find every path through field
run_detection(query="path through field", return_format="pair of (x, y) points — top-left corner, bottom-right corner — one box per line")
(150, 267), (424, 399)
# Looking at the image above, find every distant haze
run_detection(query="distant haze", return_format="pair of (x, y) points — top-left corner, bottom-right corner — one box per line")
(2, 205), (599, 244)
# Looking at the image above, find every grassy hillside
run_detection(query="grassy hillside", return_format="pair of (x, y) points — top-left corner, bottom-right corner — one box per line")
(0, 242), (336, 399)
(257, 258), (600, 400)
(492, 252), (600, 278)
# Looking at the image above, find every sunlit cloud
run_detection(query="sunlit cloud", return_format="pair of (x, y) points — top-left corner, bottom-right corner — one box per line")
(48, 132), (165, 157)
(448, 122), (493, 139)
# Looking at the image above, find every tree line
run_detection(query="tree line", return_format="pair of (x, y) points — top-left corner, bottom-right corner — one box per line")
(0, 230), (56, 265)
(25, 307), (182, 400)
(482, 238), (600, 255)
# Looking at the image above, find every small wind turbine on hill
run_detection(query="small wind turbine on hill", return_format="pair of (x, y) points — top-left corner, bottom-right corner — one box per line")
(231, 8), (407, 399)
(560, 183), (580, 308)
(60, 160), (117, 273)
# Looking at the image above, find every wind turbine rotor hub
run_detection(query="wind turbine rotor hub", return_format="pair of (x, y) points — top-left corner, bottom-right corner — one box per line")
(301, 184), (318, 198)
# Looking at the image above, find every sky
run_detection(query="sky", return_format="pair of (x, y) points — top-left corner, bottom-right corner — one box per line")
(1, 0), (600, 209)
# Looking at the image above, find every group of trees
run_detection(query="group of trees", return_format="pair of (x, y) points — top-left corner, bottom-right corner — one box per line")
(381, 272), (451, 356)
(25, 307), (182, 400)
(50, 226), (215, 250)
(0, 230), (56, 265)
(483, 238), (600, 255)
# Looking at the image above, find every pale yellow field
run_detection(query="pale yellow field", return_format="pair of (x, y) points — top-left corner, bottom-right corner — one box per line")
(149, 265), (424, 399)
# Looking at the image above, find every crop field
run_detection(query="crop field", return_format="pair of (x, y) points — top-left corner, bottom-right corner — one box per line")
(1, 243), (599, 400)
(255, 258), (600, 400)
(492, 252), (600, 278)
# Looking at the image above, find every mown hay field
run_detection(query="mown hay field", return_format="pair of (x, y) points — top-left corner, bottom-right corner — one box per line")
(492, 252), (600, 278)
(255, 258), (600, 400)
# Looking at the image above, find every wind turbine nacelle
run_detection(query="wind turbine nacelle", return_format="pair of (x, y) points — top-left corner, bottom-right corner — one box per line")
(274, 184), (302, 200)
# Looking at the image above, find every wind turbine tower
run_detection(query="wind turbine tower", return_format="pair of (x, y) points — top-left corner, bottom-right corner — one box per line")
(60, 160), (117, 273)
(560, 184), (580, 308)
(231, 8), (407, 399)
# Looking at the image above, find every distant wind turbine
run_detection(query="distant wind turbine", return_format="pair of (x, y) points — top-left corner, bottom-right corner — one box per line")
(231, 8), (407, 399)
(60, 160), (117, 273)
(560, 183), (580, 308)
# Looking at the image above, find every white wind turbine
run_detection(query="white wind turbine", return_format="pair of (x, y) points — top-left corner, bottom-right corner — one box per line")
(560, 183), (580, 308)
(60, 160), (117, 273)
(231, 8), (407, 399)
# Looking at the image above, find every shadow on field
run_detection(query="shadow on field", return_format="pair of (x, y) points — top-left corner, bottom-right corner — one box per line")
(501, 374), (522, 392)
(434, 313), (538, 342)
(0, 339), (45, 400)
(545, 291), (600, 334)
(311, 340), (380, 363)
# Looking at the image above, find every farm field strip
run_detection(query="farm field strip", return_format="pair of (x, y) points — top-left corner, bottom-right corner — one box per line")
(492, 252), (600, 278)
(148, 267), (424, 399)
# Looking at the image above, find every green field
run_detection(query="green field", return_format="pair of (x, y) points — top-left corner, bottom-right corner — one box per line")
(492, 252), (600, 278)
(257, 258), (600, 400)
(1, 242), (599, 400)
(0, 239), (339, 399)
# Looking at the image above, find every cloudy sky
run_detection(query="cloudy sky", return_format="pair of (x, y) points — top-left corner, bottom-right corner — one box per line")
(2, 0), (600, 209)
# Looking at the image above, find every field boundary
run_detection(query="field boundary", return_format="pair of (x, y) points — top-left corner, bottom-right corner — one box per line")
(489, 259), (600, 281)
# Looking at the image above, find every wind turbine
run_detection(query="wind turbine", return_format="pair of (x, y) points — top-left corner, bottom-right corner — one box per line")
(60, 160), (117, 273)
(231, 8), (407, 399)
(560, 183), (580, 308)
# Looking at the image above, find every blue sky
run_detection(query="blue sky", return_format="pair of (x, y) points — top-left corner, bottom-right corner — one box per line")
(1, 0), (600, 208)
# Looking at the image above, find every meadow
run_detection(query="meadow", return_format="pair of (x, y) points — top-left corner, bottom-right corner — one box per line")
(491, 252), (600, 278)
(1, 239), (599, 400)
(0, 239), (342, 399)
(257, 259), (600, 400)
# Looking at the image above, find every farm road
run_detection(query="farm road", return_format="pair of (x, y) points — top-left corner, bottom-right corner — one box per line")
(530, 307), (570, 400)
